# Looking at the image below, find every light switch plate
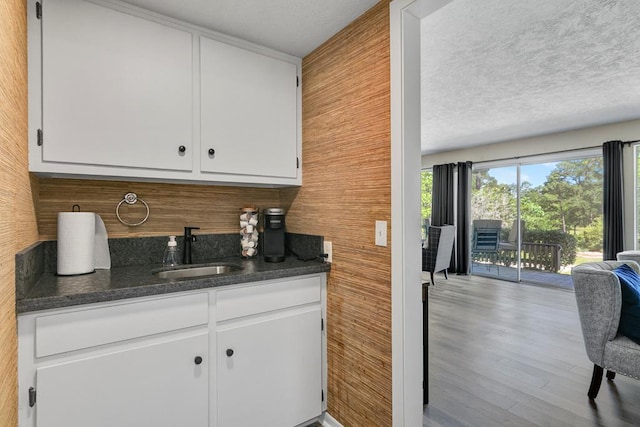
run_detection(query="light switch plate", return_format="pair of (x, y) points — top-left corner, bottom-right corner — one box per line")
(323, 241), (333, 263)
(375, 220), (387, 247)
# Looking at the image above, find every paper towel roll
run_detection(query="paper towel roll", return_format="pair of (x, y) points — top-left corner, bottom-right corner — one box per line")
(57, 212), (96, 275)
(94, 214), (111, 269)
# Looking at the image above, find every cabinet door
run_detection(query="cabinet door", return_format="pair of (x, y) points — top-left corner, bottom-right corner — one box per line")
(41, 0), (193, 171)
(36, 332), (208, 427)
(200, 36), (298, 179)
(217, 307), (322, 427)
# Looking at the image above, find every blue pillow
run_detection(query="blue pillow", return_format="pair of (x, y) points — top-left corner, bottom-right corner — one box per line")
(612, 263), (640, 345)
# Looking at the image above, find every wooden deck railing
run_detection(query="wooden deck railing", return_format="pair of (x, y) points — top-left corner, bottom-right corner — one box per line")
(472, 242), (563, 273)
(520, 242), (563, 272)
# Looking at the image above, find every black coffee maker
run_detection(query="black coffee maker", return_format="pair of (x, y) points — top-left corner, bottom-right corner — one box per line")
(263, 208), (286, 262)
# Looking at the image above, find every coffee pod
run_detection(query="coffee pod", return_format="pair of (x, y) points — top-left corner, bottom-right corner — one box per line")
(241, 239), (256, 249)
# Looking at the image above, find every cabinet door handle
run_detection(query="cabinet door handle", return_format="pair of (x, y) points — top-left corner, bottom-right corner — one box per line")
(208, 148), (215, 156)
(226, 349), (234, 357)
(194, 356), (203, 365)
(178, 145), (186, 153)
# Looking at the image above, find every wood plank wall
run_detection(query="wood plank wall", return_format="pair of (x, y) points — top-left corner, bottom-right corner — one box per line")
(283, 1), (393, 424)
(37, 179), (282, 239)
(0, 0), (39, 424)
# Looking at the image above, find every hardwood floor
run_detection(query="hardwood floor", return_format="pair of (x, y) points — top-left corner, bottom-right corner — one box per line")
(424, 273), (640, 427)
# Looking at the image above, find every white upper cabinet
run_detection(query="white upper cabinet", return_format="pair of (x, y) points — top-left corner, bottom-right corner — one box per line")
(29, 0), (301, 186)
(41, 0), (193, 171)
(200, 36), (298, 180)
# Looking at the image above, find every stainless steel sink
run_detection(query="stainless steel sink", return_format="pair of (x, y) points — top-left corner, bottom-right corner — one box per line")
(154, 264), (243, 279)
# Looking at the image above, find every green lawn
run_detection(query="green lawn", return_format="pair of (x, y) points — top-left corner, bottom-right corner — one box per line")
(559, 252), (603, 274)
(574, 255), (603, 265)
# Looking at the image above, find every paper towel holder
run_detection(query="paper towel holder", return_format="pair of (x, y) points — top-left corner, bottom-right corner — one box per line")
(116, 192), (150, 226)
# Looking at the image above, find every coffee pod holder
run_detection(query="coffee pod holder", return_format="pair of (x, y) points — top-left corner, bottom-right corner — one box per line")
(240, 206), (259, 258)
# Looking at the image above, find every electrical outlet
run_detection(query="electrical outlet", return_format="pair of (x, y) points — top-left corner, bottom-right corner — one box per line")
(323, 241), (333, 263)
(375, 220), (387, 247)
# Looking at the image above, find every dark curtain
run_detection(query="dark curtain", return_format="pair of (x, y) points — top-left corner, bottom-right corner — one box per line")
(431, 163), (455, 270)
(431, 163), (455, 227)
(455, 161), (472, 274)
(603, 140), (624, 260)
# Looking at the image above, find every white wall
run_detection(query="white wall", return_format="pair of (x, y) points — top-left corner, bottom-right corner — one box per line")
(422, 118), (640, 250)
(421, 118), (640, 167)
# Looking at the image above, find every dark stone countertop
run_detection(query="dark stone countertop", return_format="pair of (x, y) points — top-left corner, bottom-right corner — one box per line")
(17, 256), (330, 314)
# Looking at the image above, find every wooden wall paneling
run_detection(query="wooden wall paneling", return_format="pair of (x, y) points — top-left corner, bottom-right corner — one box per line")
(0, 0), (38, 424)
(0, 218), (16, 427)
(38, 179), (283, 239)
(288, 1), (393, 425)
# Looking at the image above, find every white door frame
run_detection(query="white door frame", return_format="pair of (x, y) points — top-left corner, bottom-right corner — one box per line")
(390, 1), (452, 425)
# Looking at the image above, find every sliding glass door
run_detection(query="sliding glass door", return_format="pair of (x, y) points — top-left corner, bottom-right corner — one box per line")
(470, 154), (602, 288)
(470, 166), (518, 280)
(421, 170), (433, 244)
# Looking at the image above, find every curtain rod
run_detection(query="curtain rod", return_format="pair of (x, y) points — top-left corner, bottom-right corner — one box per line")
(469, 139), (640, 166)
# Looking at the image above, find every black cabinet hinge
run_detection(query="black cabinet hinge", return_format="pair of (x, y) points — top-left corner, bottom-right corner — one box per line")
(321, 389), (324, 402)
(321, 318), (324, 331)
(37, 129), (43, 146)
(296, 76), (299, 87)
(296, 157), (299, 169)
(29, 387), (36, 407)
(36, 1), (42, 19)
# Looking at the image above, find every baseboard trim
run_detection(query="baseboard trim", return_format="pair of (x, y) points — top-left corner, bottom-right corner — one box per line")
(320, 412), (343, 427)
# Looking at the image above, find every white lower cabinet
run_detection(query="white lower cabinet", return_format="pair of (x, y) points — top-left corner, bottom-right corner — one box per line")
(37, 332), (209, 427)
(18, 292), (211, 427)
(217, 307), (322, 427)
(215, 275), (325, 427)
(18, 274), (326, 427)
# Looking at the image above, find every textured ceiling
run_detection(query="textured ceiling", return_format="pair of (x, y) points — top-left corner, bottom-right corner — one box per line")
(421, 0), (640, 154)
(120, 0), (378, 57)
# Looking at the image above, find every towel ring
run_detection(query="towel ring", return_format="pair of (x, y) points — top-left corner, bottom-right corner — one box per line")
(116, 192), (149, 226)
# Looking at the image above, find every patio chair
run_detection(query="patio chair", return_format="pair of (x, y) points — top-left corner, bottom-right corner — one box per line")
(422, 225), (455, 285)
(571, 261), (640, 399)
(499, 219), (525, 251)
(471, 219), (501, 271)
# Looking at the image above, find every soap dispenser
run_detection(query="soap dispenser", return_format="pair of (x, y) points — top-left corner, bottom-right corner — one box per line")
(162, 236), (180, 267)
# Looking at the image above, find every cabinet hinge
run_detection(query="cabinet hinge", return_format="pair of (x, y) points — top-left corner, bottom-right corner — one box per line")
(321, 318), (324, 331)
(296, 76), (299, 87)
(36, 1), (42, 19)
(29, 387), (36, 407)
(321, 389), (324, 402)
(296, 157), (300, 169)
(37, 129), (43, 146)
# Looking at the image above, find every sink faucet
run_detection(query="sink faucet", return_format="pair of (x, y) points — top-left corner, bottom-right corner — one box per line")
(183, 226), (200, 264)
